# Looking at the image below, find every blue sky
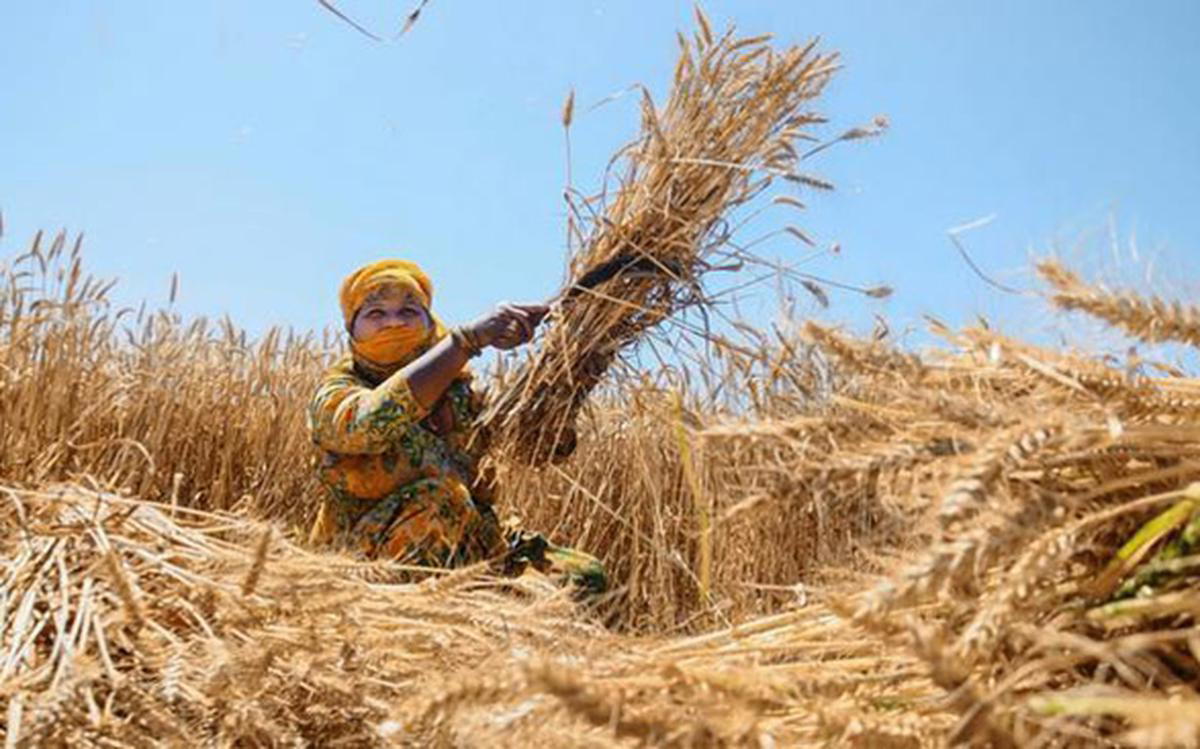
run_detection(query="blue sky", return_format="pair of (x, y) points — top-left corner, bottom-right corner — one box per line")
(2, 1), (1198, 346)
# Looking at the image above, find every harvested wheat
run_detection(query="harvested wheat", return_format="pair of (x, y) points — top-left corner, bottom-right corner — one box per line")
(480, 10), (858, 465)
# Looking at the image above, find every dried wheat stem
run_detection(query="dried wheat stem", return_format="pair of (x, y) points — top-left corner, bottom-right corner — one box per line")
(1039, 259), (1200, 349)
(240, 527), (271, 597)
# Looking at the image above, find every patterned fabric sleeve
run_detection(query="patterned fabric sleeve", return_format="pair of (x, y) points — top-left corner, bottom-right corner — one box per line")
(308, 359), (430, 455)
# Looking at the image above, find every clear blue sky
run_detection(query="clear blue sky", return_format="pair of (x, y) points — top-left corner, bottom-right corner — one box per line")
(2, 1), (1198, 344)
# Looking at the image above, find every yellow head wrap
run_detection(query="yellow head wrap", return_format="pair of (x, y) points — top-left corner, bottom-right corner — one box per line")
(338, 259), (449, 371)
(339, 259), (435, 330)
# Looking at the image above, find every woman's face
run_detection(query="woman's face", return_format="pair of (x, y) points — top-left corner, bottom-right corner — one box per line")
(351, 286), (431, 340)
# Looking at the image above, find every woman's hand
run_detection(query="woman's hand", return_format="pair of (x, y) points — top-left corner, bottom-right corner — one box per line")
(467, 303), (549, 351)
(401, 303), (549, 412)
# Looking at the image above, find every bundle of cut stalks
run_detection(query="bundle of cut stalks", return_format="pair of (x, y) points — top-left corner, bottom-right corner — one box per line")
(481, 10), (848, 464)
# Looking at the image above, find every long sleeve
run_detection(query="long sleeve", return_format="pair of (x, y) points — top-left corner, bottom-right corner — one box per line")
(307, 358), (430, 455)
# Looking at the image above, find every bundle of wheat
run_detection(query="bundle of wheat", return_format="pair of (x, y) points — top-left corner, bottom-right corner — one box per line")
(480, 10), (856, 465)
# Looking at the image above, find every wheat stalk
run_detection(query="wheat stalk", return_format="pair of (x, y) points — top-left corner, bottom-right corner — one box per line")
(1039, 259), (1200, 349)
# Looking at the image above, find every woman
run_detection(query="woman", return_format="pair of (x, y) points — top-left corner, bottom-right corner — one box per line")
(307, 259), (605, 594)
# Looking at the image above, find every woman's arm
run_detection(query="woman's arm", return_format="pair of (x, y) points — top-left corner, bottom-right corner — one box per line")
(308, 302), (548, 454)
(404, 334), (473, 410)
(405, 302), (548, 409)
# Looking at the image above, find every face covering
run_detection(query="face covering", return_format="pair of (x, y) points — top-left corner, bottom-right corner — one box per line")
(350, 323), (430, 366)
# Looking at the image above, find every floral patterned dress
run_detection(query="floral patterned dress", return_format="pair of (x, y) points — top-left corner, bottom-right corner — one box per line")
(307, 353), (606, 592)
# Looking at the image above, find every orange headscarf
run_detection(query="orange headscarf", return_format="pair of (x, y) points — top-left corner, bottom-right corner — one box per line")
(339, 259), (434, 328)
(339, 259), (449, 370)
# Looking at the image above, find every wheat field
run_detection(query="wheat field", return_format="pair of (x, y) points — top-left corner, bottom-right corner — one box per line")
(6, 226), (1200, 747)
(7, 13), (1200, 748)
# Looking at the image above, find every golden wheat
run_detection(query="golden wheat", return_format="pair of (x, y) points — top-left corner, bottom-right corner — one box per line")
(6, 31), (1200, 749)
(480, 19), (853, 466)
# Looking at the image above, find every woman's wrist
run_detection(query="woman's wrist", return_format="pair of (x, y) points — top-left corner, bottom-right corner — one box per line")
(450, 325), (485, 358)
